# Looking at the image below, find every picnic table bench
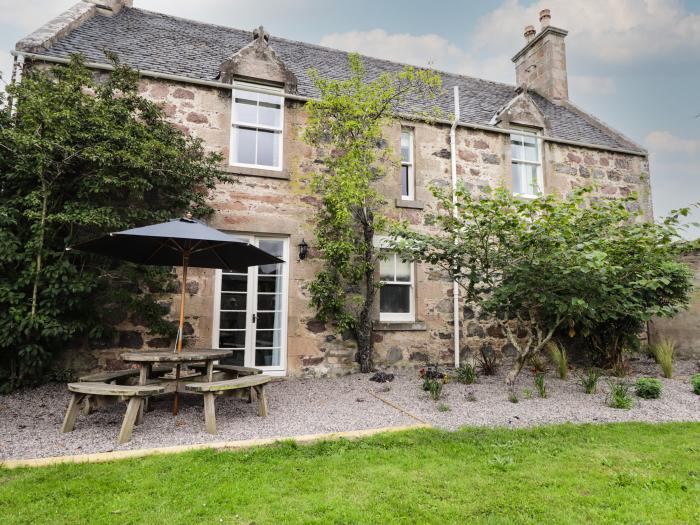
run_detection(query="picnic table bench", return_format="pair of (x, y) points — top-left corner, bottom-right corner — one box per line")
(186, 375), (271, 434)
(61, 382), (165, 444)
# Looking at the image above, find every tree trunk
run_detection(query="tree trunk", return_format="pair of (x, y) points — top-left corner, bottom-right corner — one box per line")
(356, 216), (375, 373)
(30, 186), (49, 318)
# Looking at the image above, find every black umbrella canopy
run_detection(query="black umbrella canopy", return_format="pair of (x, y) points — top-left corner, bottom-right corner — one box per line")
(68, 217), (283, 271)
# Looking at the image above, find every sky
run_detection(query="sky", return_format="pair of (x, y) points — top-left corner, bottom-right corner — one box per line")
(1, 0), (699, 238)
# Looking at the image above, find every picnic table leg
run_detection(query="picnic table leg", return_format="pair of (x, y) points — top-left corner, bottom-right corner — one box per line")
(118, 397), (143, 444)
(137, 364), (150, 424)
(61, 393), (84, 433)
(206, 360), (214, 382)
(254, 385), (268, 417)
(203, 393), (217, 434)
(249, 386), (257, 404)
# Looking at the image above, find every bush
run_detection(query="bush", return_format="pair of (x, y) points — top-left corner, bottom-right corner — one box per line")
(508, 391), (519, 403)
(437, 403), (450, 412)
(534, 372), (547, 398)
(691, 374), (700, 395)
(635, 378), (662, 399)
(608, 380), (633, 409)
(423, 378), (443, 400)
(478, 346), (498, 376)
(547, 341), (568, 380)
(650, 339), (675, 378)
(455, 364), (477, 385)
(580, 368), (600, 394)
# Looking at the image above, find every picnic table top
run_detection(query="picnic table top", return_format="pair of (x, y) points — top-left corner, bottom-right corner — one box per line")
(121, 349), (233, 363)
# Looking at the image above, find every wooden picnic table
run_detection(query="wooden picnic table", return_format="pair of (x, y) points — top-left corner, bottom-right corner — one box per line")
(121, 349), (233, 415)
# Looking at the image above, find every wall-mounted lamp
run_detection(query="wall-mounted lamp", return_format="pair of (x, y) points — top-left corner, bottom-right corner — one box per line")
(298, 239), (309, 261)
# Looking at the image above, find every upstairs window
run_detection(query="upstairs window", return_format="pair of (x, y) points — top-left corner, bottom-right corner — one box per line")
(400, 129), (415, 200)
(379, 252), (415, 323)
(230, 83), (284, 170)
(510, 128), (543, 197)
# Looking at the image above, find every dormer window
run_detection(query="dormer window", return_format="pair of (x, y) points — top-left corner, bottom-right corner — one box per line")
(230, 82), (284, 170)
(510, 126), (543, 197)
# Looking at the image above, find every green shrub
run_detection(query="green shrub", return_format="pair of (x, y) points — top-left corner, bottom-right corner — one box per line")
(580, 368), (600, 394)
(455, 363), (477, 385)
(691, 374), (700, 395)
(534, 372), (547, 398)
(437, 403), (451, 412)
(635, 378), (662, 399)
(650, 339), (675, 378)
(547, 341), (568, 380)
(608, 380), (633, 409)
(423, 378), (443, 401)
(508, 389), (519, 403)
(523, 388), (533, 400)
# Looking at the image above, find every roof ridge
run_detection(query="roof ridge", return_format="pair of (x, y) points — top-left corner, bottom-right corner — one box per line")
(128, 6), (517, 91)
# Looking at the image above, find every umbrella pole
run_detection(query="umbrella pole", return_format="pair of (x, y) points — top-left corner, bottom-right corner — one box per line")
(172, 252), (189, 416)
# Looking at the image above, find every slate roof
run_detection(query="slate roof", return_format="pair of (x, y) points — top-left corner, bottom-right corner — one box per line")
(32, 6), (644, 154)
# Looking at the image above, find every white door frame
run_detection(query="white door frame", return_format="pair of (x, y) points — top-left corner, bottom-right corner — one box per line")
(211, 234), (289, 376)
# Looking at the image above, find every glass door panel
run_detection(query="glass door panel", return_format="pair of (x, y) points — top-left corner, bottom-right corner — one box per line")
(218, 270), (249, 367)
(254, 239), (284, 368)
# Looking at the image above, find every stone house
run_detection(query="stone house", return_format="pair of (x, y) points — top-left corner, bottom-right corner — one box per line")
(14, 1), (653, 377)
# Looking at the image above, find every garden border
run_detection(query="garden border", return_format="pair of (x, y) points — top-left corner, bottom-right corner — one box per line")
(0, 423), (431, 469)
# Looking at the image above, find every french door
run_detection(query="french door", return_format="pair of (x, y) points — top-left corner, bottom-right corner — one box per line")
(212, 236), (289, 374)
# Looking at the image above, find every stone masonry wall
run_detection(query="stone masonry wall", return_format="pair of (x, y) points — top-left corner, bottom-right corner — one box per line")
(80, 76), (652, 377)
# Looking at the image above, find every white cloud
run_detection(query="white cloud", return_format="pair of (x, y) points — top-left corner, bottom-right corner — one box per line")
(569, 75), (616, 96)
(646, 131), (700, 154)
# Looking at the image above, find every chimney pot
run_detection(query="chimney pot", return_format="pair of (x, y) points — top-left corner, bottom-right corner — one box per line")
(539, 9), (551, 28)
(524, 25), (536, 42)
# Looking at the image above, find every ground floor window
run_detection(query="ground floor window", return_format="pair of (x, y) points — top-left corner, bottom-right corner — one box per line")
(213, 236), (289, 373)
(379, 251), (415, 322)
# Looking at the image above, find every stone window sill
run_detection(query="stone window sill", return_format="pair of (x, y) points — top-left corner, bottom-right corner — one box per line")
(220, 165), (290, 180)
(374, 321), (426, 331)
(394, 198), (424, 210)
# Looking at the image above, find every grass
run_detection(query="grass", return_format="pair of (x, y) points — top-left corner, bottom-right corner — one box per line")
(650, 339), (675, 378)
(1, 423), (699, 524)
(580, 368), (601, 394)
(547, 341), (568, 380)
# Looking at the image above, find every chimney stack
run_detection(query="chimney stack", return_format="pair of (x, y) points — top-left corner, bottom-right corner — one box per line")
(523, 25), (536, 43)
(512, 8), (569, 104)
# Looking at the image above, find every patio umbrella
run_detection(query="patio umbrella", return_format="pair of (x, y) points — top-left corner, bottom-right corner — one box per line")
(67, 213), (283, 414)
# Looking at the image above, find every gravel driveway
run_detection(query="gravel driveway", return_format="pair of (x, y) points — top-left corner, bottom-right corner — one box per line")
(1, 357), (698, 461)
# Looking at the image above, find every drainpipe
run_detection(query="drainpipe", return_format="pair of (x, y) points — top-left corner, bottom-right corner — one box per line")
(450, 86), (461, 368)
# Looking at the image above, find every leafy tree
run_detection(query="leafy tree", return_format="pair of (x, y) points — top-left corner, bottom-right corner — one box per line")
(302, 54), (441, 372)
(389, 184), (693, 384)
(0, 55), (228, 389)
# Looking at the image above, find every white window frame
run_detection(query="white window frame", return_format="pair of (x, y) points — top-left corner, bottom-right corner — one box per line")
(211, 234), (289, 376)
(378, 251), (415, 324)
(510, 126), (544, 198)
(229, 81), (284, 171)
(400, 129), (415, 200)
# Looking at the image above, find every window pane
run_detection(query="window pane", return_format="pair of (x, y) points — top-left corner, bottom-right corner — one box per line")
(523, 134), (538, 162)
(219, 312), (246, 330)
(219, 330), (246, 349)
(512, 163), (524, 194)
(221, 273), (247, 292)
(256, 329), (281, 348)
(256, 129), (280, 167)
(380, 284), (411, 313)
(221, 350), (244, 366)
(255, 348), (280, 367)
(234, 96), (258, 125)
(258, 275), (282, 293)
(259, 239), (284, 258)
(220, 292), (246, 310)
(258, 98), (282, 128)
(379, 254), (395, 281)
(401, 131), (412, 163)
(401, 165), (410, 197)
(511, 134), (524, 161)
(256, 312), (281, 330)
(233, 126), (256, 165)
(524, 164), (540, 194)
(395, 258), (411, 282)
(257, 293), (281, 311)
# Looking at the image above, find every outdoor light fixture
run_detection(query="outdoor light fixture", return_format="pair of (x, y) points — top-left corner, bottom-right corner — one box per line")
(298, 239), (309, 261)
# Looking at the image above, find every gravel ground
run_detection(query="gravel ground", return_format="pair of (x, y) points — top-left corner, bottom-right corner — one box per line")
(1, 357), (698, 461)
(0, 375), (415, 461)
(375, 357), (700, 430)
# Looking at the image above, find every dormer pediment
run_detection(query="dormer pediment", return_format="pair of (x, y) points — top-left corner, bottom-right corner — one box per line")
(490, 89), (548, 131)
(219, 26), (298, 93)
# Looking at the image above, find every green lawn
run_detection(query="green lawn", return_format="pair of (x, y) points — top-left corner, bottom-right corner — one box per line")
(1, 423), (699, 524)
